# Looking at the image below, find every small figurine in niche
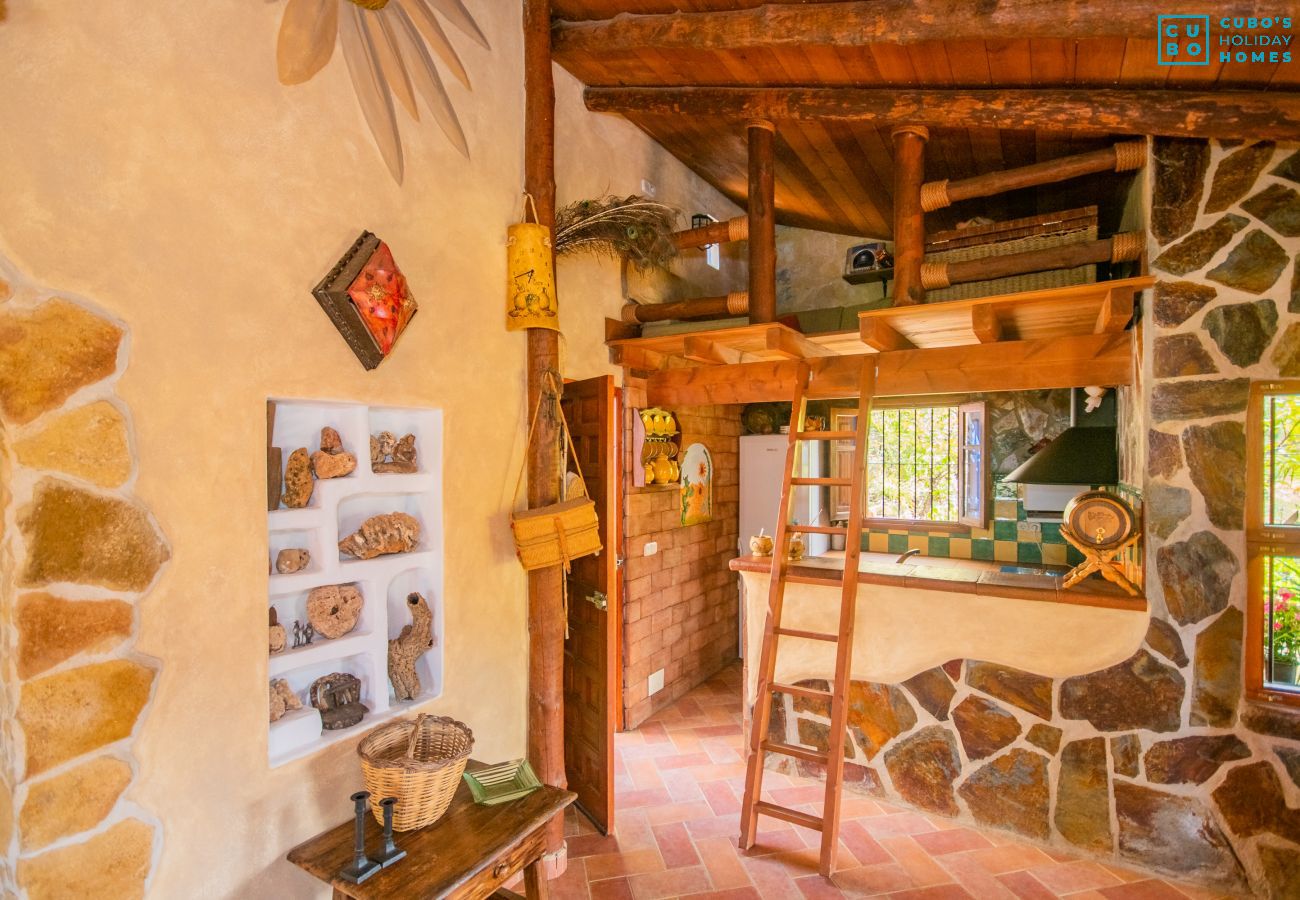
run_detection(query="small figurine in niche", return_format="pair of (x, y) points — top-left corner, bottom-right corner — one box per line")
(282, 447), (314, 508)
(275, 548), (311, 574)
(312, 425), (358, 479)
(310, 672), (368, 730)
(269, 678), (302, 723)
(307, 584), (364, 639)
(371, 431), (418, 474)
(303, 622), (315, 645)
(269, 608), (286, 654)
(292, 621), (303, 648)
(389, 592), (434, 701)
(339, 512), (420, 559)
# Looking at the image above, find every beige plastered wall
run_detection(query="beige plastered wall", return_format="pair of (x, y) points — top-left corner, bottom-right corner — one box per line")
(0, 5), (733, 898)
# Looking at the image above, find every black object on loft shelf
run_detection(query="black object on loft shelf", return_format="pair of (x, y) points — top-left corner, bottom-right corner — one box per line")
(842, 267), (894, 286)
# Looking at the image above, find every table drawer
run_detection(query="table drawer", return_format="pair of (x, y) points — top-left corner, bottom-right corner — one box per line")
(449, 828), (547, 900)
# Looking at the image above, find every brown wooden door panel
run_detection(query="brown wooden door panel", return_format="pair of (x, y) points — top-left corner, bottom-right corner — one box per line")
(561, 375), (620, 834)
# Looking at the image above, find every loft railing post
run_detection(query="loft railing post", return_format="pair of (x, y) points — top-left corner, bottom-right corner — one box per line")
(891, 125), (929, 306)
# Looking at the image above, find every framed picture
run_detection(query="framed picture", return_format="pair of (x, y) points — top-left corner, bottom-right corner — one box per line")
(313, 231), (418, 370)
(844, 242), (893, 276)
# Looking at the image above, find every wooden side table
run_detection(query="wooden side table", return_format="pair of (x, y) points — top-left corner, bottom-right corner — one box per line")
(287, 766), (575, 899)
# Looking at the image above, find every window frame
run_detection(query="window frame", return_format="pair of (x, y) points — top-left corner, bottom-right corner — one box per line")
(1245, 379), (1300, 708)
(957, 401), (989, 529)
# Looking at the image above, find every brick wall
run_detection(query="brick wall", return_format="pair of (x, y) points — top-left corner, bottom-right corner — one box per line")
(622, 404), (741, 728)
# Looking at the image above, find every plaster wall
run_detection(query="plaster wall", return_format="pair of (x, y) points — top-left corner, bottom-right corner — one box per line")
(0, 5), (733, 898)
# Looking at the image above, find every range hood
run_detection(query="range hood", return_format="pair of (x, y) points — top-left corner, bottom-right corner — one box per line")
(1005, 388), (1119, 521)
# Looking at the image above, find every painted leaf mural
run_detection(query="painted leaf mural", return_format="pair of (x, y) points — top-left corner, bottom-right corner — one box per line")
(276, 0), (487, 182)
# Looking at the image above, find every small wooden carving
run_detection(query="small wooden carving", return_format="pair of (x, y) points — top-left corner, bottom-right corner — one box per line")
(371, 431), (418, 474)
(269, 678), (301, 722)
(339, 512), (420, 559)
(307, 584), (364, 639)
(310, 672), (368, 730)
(269, 608), (286, 654)
(389, 592), (435, 701)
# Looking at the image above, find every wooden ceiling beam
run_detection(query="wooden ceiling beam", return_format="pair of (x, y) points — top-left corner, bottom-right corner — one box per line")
(585, 88), (1300, 140)
(766, 325), (836, 359)
(1095, 289), (1136, 334)
(682, 335), (744, 365)
(859, 319), (914, 353)
(555, 2), (1265, 54)
(971, 305), (1003, 344)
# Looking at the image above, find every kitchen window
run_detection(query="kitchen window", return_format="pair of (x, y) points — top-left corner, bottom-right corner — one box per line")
(830, 401), (987, 527)
(1246, 381), (1300, 706)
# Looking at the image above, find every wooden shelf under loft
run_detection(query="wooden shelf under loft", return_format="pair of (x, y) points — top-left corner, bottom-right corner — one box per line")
(608, 276), (1153, 370)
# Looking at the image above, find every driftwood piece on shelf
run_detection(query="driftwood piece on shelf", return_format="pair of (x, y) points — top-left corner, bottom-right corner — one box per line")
(389, 592), (435, 701)
(339, 512), (421, 559)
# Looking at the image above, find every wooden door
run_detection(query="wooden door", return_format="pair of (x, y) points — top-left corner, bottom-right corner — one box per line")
(561, 375), (621, 834)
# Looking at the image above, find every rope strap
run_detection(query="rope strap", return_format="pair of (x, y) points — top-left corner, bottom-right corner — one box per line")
(727, 216), (750, 242)
(920, 262), (951, 290)
(920, 180), (951, 212)
(1113, 141), (1147, 172)
(726, 291), (750, 315)
(1110, 231), (1144, 263)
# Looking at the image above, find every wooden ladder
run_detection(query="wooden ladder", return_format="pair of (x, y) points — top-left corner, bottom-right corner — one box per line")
(738, 356), (876, 878)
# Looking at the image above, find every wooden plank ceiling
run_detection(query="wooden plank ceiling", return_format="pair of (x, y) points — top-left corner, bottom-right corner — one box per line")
(552, 1), (1292, 237)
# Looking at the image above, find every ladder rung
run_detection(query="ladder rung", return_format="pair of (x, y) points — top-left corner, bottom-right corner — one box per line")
(787, 524), (845, 534)
(790, 477), (852, 486)
(797, 430), (855, 441)
(787, 573), (846, 588)
(774, 627), (839, 642)
(761, 740), (831, 765)
(755, 800), (825, 832)
(769, 682), (834, 702)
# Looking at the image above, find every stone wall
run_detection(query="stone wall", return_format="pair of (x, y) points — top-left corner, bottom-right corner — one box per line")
(763, 140), (1300, 897)
(0, 256), (166, 898)
(623, 405), (740, 728)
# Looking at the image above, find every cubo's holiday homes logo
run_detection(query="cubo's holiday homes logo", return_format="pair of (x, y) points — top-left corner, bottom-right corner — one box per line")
(1158, 14), (1293, 65)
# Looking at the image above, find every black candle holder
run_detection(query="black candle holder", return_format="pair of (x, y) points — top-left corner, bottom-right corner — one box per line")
(373, 797), (407, 867)
(338, 791), (381, 885)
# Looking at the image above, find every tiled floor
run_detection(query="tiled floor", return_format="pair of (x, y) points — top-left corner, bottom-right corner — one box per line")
(550, 663), (1237, 900)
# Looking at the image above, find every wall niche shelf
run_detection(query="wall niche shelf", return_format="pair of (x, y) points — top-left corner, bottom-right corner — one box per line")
(267, 399), (444, 768)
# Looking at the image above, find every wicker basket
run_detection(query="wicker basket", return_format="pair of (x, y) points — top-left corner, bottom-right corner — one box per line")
(358, 714), (474, 831)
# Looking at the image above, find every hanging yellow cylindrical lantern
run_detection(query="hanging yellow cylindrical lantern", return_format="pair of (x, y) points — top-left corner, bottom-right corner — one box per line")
(506, 195), (558, 332)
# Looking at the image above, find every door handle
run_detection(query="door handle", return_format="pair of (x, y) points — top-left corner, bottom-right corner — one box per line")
(585, 590), (608, 611)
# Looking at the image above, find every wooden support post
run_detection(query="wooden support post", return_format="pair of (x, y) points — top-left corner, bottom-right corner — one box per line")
(891, 125), (928, 307)
(524, 0), (566, 863)
(748, 120), (777, 324)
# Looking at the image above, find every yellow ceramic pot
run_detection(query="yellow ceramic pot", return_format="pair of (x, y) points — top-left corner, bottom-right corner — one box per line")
(643, 462), (656, 484)
(652, 455), (674, 484)
(662, 411), (677, 435)
(749, 534), (774, 556)
(788, 533), (805, 561)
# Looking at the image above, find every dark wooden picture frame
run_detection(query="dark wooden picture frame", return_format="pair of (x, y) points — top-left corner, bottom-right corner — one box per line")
(312, 231), (417, 370)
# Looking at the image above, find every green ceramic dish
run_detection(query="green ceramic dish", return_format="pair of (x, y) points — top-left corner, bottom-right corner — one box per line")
(463, 759), (543, 805)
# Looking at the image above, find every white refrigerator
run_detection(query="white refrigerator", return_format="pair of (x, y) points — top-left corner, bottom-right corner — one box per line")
(739, 434), (829, 558)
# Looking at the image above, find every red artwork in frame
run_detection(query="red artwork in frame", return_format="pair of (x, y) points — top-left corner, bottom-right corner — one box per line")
(312, 232), (418, 370)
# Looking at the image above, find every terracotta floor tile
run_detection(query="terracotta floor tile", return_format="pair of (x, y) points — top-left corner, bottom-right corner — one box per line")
(1027, 861), (1123, 894)
(879, 835), (955, 888)
(618, 788), (674, 808)
(701, 779), (743, 817)
(794, 874), (846, 898)
(997, 870), (1058, 900)
(589, 876), (635, 900)
(686, 815), (744, 839)
(859, 813), (941, 839)
(552, 857), (592, 900)
(770, 785), (829, 807)
(738, 852), (801, 896)
(840, 797), (887, 819)
(1099, 864), (1152, 884)
(936, 852), (1019, 899)
(742, 829), (809, 857)
(832, 861), (916, 895)
(887, 884), (976, 900)
(628, 864), (713, 900)
(837, 820), (893, 868)
(1098, 881), (1198, 900)
(628, 758), (668, 791)
(911, 827), (995, 856)
(646, 800), (715, 826)
(695, 724), (743, 738)
(696, 835), (753, 890)
(569, 832), (625, 859)
(963, 844), (1057, 876)
(660, 767), (708, 804)
(585, 848), (665, 881)
(680, 888), (763, 900)
(653, 822), (702, 869)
